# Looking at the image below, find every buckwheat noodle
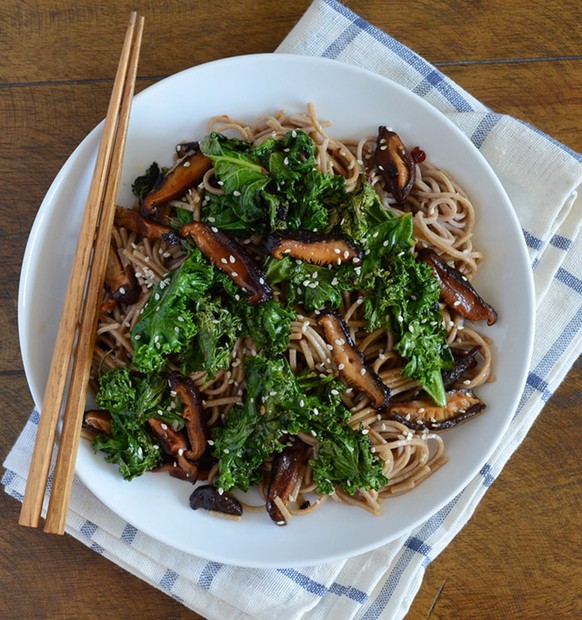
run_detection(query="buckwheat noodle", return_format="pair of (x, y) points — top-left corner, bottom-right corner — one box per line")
(91, 104), (492, 518)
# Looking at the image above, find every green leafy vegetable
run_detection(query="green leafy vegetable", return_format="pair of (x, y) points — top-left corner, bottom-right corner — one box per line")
(311, 426), (388, 496)
(264, 256), (356, 312)
(93, 369), (183, 480)
(131, 162), (161, 203)
(131, 250), (214, 373)
(180, 295), (243, 376)
(200, 129), (348, 235)
(212, 355), (386, 494)
(363, 252), (453, 405)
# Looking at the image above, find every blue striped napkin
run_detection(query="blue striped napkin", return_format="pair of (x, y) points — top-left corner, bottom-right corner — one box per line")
(4, 1), (582, 618)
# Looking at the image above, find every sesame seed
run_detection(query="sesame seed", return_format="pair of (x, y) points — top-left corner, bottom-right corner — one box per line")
(134, 334), (141, 340)
(183, 161), (191, 167)
(229, 255), (236, 263)
(362, 428), (369, 435)
(161, 423), (168, 430)
(338, 363), (345, 370)
(360, 368), (367, 375)
(343, 250), (350, 259)
(207, 439), (215, 445)
(217, 180), (224, 186)
(463, 379), (471, 385)
(418, 407), (425, 414)
(453, 300), (461, 307)
(259, 277), (265, 284)
(211, 226), (218, 232)
(119, 287), (126, 295)
(334, 248), (341, 254)
(231, 271), (239, 277)
(233, 190), (241, 197)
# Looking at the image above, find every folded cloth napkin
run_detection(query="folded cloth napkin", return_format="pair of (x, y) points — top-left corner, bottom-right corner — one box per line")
(4, 1), (582, 618)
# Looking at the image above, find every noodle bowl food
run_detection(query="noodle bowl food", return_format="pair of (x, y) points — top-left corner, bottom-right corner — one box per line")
(85, 104), (498, 525)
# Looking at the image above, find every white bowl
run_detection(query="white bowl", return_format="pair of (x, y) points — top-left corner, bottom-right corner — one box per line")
(19, 54), (535, 567)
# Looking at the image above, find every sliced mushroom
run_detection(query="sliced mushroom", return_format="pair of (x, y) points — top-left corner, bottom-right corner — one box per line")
(169, 372), (207, 460)
(387, 389), (485, 431)
(147, 418), (198, 480)
(175, 141), (201, 159)
(141, 150), (212, 222)
(82, 409), (112, 439)
(418, 248), (498, 325)
(318, 311), (390, 409)
(152, 461), (191, 481)
(442, 346), (481, 390)
(105, 244), (141, 305)
(115, 206), (181, 244)
(181, 221), (272, 304)
(265, 230), (362, 266)
(374, 127), (416, 202)
(189, 484), (243, 517)
(266, 443), (306, 526)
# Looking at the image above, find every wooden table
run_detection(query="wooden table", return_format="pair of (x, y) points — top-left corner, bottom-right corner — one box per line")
(1, 1), (580, 617)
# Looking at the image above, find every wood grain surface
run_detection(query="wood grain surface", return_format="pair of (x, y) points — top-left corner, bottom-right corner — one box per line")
(1, 1), (580, 618)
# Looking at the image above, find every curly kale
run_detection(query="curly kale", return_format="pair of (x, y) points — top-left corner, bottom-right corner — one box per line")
(93, 369), (183, 480)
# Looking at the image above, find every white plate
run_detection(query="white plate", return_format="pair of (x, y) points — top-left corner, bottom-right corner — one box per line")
(19, 54), (535, 568)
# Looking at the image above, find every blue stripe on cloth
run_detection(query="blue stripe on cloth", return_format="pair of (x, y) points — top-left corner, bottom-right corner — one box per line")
(412, 70), (474, 112)
(121, 523), (138, 545)
(550, 235), (573, 251)
(278, 568), (368, 604)
(159, 568), (179, 591)
(480, 463), (495, 488)
(30, 409), (40, 425)
(322, 18), (368, 58)
(516, 119), (582, 164)
(526, 372), (552, 402)
(328, 582), (368, 605)
(198, 561), (224, 591)
(556, 267), (582, 294)
(1, 469), (16, 487)
(90, 542), (105, 555)
(10, 489), (24, 501)
(406, 537), (432, 557)
(470, 112), (502, 149)
(80, 520), (98, 538)
(522, 229), (543, 251)
(531, 256), (540, 270)
(323, 0), (473, 112)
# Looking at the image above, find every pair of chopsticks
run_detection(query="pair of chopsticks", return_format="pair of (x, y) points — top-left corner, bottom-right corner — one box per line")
(19, 12), (145, 534)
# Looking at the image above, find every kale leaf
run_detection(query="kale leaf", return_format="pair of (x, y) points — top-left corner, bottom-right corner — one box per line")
(131, 162), (162, 203)
(200, 129), (348, 236)
(264, 256), (356, 312)
(93, 369), (184, 480)
(212, 355), (386, 495)
(310, 426), (388, 496)
(131, 250), (214, 373)
(363, 252), (453, 406)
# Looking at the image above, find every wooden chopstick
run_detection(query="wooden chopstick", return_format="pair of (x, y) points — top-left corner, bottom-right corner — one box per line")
(44, 14), (145, 534)
(19, 12), (144, 530)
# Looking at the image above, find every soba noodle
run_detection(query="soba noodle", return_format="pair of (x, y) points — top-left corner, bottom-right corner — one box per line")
(91, 104), (492, 518)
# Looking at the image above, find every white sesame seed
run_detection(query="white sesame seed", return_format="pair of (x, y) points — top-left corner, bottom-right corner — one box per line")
(360, 368), (367, 375)
(453, 300), (461, 307)
(211, 226), (218, 232)
(183, 161), (191, 167)
(362, 428), (369, 435)
(161, 423), (168, 430)
(233, 190), (241, 197)
(119, 287), (126, 295)
(231, 271), (239, 277)
(229, 255), (236, 263)
(338, 363), (345, 370)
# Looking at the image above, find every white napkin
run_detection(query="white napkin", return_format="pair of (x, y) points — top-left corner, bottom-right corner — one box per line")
(4, 1), (582, 618)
